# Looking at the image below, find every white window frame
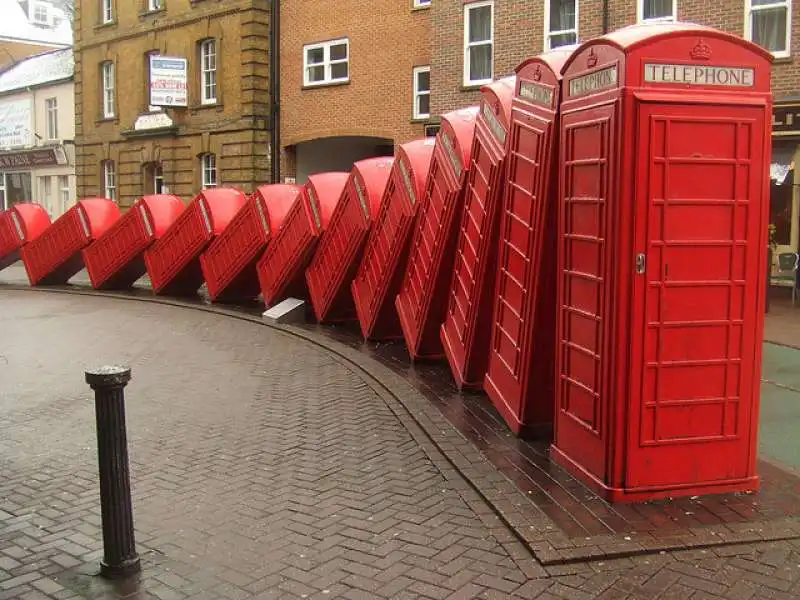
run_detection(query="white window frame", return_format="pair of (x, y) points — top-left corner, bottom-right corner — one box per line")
(637, 0), (676, 22)
(45, 97), (58, 140)
(303, 38), (350, 87)
(745, 0), (792, 58)
(412, 66), (431, 120)
(413, 0), (431, 7)
(101, 0), (113, 23)
(0, 174), (6, 210)
(148, 0), (163, 11)
(200, 39), (218, 105)
(463, 1), (494, 87)
(544, 0), (579, 51)
(201, 154), (217, 189)
(59, 175), (69, 208)
(32, 3), (48, 24)
(102, 61), (115, 118)
(103, 160), (116, 201)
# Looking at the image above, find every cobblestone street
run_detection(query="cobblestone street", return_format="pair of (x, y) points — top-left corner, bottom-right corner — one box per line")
(2, 289), (800, 599)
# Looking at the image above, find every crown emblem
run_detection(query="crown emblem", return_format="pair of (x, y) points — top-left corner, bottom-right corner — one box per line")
(690, 38), (711, 60)
(587, 48), (598, 67)
(533, 65), (542, 81)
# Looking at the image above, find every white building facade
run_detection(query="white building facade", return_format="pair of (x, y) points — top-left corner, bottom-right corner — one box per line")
(0, 48), (75, 218)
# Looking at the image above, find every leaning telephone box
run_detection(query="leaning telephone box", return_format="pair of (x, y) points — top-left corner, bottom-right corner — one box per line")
(484, 46), (577, 436)
(551, 23), (772, 502)
(144, 188), (247, 296)
(21, 197), (119, 286)
(352, 139), (436, 340)
(83, 195), (184, 290)
(395, 106), (479, 360)
(200, 184), (302, 303)
(257, 172), (349, 306)
(0, 204), (51, 271)
(306, 157), (394, 323)
(440, 77), (516, 390)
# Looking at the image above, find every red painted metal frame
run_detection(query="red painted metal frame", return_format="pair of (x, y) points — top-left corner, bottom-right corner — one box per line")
(351, 139), (436, 340)
(306, 157), (394, 323)
(0, 203), (51, 271)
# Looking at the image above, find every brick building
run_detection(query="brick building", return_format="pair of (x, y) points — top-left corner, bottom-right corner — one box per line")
(279, 0), (432, 182)
(73, 0), (271, 207)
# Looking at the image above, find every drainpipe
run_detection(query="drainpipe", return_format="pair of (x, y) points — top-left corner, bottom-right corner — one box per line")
(602, 0), (610, 34)
(269, 0), (280, 184)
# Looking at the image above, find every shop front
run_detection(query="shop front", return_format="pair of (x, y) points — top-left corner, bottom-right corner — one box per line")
(770, 102), (800, 289)
(0, 146), (72, 216)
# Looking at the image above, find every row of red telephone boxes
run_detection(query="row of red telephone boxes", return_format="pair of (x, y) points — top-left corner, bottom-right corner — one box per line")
(0, 22), (774, 503)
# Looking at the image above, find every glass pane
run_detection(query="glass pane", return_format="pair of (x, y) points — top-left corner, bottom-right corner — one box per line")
(468, 6), (491, 43)
(643, 0), (672, 19)
(330, 43), (347, 61)
(331, 62), (348, 80)
(468, 44), (491, 81)
(417, 70), (430, 92)
(418, 94), (430, 117)
(306, 47), (324, 65)
(549, 0), (576, 31)
(7, 172), (31, 206)
(307, 65), (324, 82)
(549, 32), (578, 48)
(752, 7), (787, 52)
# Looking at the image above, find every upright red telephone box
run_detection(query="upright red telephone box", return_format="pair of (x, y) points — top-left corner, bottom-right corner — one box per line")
(484, 46), (577, 436)
(200, 184), (302, 303)
(395, 106), (479, 360)
(352, 139), (436, 340)
(144, 188), (247, 296)
(306, 158), (394, 323)
(83, 195), (184, 290)
(0, 204), (51, 271)
(257, 173), (349, 306)
(440, 77), (516, 390)
(551, 23), (772, 502)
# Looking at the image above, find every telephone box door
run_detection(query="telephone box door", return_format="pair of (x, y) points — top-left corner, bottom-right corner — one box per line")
(490, 110), (552, 421)
(625, 100), (766, 489)
(555, 100), (619, 482)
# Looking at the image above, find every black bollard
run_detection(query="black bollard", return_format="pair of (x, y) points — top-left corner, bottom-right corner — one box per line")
(85, 366), (141, 580)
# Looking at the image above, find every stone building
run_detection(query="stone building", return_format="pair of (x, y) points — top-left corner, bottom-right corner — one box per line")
(0, 48), (76, 218)
(73, 0), (271, 207)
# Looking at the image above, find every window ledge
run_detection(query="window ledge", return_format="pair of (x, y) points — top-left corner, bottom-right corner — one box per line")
(411, 4), (431, 11)
(96, 117), (119, 124)
(139, 8), (165, 19)
(461, 83), (486, 91)
(94, 20), (117, 30)
(302, 80), (350, 91)
(190, 102), (223, 113)
(772, 55), (793, 64)
(411, 117), (431, 123)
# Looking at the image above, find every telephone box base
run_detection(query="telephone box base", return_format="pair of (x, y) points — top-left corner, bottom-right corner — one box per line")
(483, 376), (553, 439)
(549, 444), (760, 503)
(440, 329), (484, 391)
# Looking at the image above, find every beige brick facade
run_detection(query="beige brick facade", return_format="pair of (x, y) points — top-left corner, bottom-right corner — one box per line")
(280, 0), (432, 179)
(73, 0), (271, 208)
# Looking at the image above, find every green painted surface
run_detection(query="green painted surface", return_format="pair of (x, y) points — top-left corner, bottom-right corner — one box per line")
(760, 343), (800, 472)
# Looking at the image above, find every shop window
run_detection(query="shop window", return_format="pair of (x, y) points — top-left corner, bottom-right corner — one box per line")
(303, 38), (349, 87)
(0, 172), (32, 208)
(545, 0), (578, 50)
(59, 175), (70, 208)
(413, 66), (431, 120)
(464, 1), (493, 85)
(746, 0), (791, 57)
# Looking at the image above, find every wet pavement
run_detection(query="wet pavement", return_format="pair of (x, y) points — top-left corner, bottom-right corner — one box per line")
(2, 267), (800, 598)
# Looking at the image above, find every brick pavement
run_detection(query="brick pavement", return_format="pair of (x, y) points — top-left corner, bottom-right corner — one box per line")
(1, 289), (800, 599)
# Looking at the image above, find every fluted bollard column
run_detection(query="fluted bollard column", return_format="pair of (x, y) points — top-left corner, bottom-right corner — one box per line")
(85, 365), (141, 580)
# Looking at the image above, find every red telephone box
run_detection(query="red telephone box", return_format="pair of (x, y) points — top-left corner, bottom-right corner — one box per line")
(484, 46), (577, 436)
(200, 184), (302, 303)
(0, 204), (51, 271)
(440, 77), (516, 390)
(21, 197), (119, 286)
(352, 139), (436, 340)
(551, 23), (773, 502)
(144, 188), (247, 296)
(83, 195), (184, 290)
(306, 157), (394, 323)
(395, 106), (479, 360)
(257, 172), (348, 306)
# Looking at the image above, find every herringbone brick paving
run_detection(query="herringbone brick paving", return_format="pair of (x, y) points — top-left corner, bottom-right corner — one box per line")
(1, 289), (800, 599)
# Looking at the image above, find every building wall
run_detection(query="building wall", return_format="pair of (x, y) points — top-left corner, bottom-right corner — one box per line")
(431, 0), (799, 115)
(73, 0), (271, 206)
(280, 0), (431, 179)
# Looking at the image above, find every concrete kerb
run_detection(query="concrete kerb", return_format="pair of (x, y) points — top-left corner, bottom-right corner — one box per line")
(3, 282), (800, 567)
